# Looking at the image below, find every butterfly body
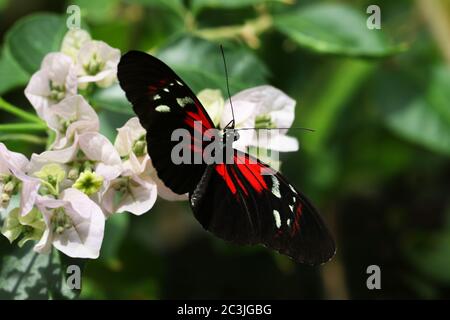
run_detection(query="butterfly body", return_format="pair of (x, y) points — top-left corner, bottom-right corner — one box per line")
(118, 50), (335, 265)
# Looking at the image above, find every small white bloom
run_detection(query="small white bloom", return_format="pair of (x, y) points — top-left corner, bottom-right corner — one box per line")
(34, 188), (105, 259)
(45, 95), (99, 150)
(114, 117), (147, 175)
(24, 53), (77, 119)
(76, 40), (120, 88)
(102, 118), (159, 215)
(221, 85), (299, 152)
(61, 29), (92, 61)
(0, 143), (39, 215)
(102, 173), (157, 216)
(28, 133), (122, 204)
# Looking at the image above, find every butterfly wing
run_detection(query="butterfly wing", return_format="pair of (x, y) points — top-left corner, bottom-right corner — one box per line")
(190, 150), (336, 265)
(118, 51), (216, 194)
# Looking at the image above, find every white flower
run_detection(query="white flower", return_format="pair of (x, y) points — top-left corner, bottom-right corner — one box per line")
(220, 85), (299, 152)
(61, 29), (92, 61)
(24, 53), (77, 119)
(34, 188), (105, 259)
(45, 95), (99, 150)
(0, 143), (39, 215)
(114, 117), (148, 175)
(28, 133), (122, 204)
(76, 40), (120, 88)
(197, 89), (224, 127)
(102, 118), (158, 215)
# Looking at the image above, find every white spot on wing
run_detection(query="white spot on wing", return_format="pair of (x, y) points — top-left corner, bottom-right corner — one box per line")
(153, 94), (161, 100)
(289, 205), (294, 212)
(155, 105), (170, 112)
(176, 96), (194, 108)
(289, 184), (297, 194)
(287, 219), (291, 227)
(271, 176), (281, 198)
(176, 80), (183, 86)
(163, 88), (169, 92)
(273, 210), (281, 229)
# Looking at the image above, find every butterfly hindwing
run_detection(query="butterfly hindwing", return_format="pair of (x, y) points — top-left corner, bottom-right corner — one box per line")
(190, 150), (335, 265)
(118, 51), (216, 194)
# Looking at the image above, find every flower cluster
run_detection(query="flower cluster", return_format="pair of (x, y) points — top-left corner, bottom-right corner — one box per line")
(0, 29), (299, 260)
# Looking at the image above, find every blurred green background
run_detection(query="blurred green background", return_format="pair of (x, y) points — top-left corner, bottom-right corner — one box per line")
(0, 0), (449, 299)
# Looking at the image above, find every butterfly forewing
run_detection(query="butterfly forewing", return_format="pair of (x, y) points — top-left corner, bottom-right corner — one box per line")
(118, 51), (215, 194)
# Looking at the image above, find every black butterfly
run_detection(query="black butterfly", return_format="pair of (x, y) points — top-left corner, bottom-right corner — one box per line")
(117, 50), (335, 265)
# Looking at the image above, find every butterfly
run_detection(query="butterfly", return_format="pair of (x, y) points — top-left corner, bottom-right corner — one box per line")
(117, 50), (335, 265)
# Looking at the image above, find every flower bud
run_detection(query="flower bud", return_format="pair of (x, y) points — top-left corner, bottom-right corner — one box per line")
(68, 165), (80, 180)
(1, 193), (10, 205)
(132, 139), (147, 157)
(3, 181), (15, 194)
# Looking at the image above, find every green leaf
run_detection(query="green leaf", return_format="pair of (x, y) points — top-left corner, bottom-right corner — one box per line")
(376, 65), (450, 156)
(0, 46), (29, 94)
(5, 13), (66, 74)
(92, 84), (134, 115)
(99, 213), (129, 264)
(94, 37), (268, 115)
(125, 0), (185, 17)
(0, 242), (82, 299)
(157, 36), (269, 94)
(71, 0), (120, 23)
(404, 212), (450, 284)
(274, 4), (405, 58)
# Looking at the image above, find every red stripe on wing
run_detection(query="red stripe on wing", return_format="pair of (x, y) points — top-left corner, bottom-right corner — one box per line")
(233, 154), (268, 193)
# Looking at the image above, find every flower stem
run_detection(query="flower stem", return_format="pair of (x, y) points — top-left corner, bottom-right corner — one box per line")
(0, 133), (46, 145)
(193, 14), (273, 48)
(0, 97), (43, 124)
(0, 123), (47, 132)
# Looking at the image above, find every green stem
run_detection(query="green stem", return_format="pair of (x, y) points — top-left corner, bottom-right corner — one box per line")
(193, 14), (273, 48)
(0, 133), (46, 145)
(0, 123), (47, 132)
(0, 97), (43, 124)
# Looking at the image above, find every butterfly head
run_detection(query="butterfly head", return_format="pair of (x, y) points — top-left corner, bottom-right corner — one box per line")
(223, 128), (240, 144)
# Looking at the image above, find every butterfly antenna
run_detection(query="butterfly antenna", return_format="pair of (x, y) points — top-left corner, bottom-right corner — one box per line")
(220, 45), (235, 129)
(235, 127), (316, 132)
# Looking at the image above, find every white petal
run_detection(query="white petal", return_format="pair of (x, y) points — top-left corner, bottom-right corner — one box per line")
(250, 133), (299, 152)
(24, 70), (52, 119)
(45, 95), (99, 149)
(114, 117), (146, 157)
(78, 132), (122, 180)
(27, 136), (79, 174)
(0, 143), (29, 172)
(52, 188), (105, 259)
(25, 53), (77, 119)
(220, 100), (257, 129)
(76, 40), (120, 87)
(116, 176), (157, 215)
(61, 29), (92, 60)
